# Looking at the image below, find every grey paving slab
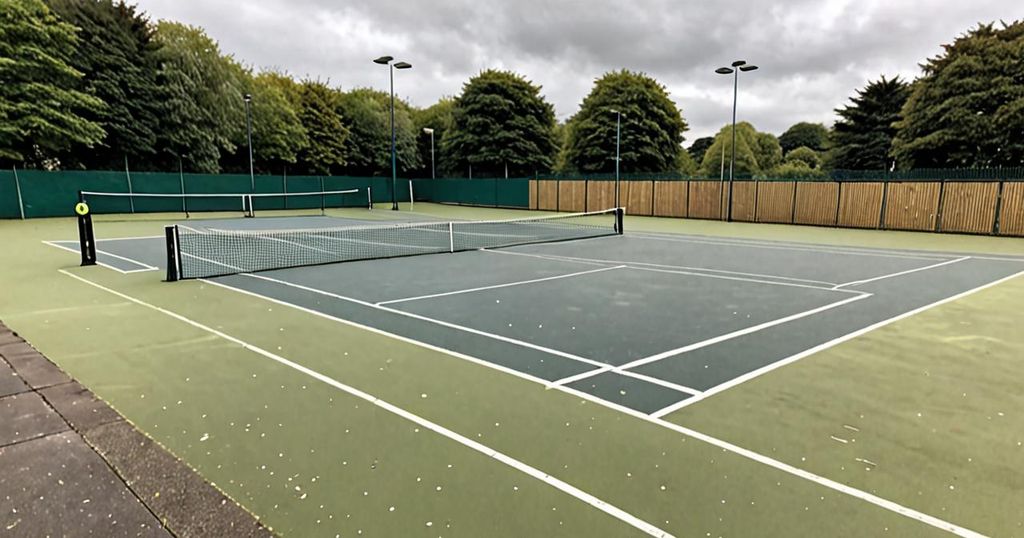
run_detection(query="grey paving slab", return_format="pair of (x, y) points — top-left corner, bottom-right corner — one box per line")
(40, 381), (123, 431)
(0, 341), (71, 389)
(0, 430), (169, 537)
(0, 392), (68, 446)
(85, 420), (273, 538)
(0, 359), (28, 397)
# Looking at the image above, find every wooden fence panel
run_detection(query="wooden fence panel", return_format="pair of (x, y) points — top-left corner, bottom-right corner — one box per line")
(537, 180), (558, 211)
(557, 180), (586, 212)
(529, 180), (538, 209)
(730, 181), (756, 222)
(586, 181), (615, 212)
(756, 181), (795, 223)
(884, 182), (940, 231)
(688, 181), (724, 219)
(653, 181), (687, 217)
(622, 180), (654, 216)
(794, 182), (839, 226)
(939, 182), (999, 234)
(998, 182), (1024, 236)
(838, 183), (883, 228)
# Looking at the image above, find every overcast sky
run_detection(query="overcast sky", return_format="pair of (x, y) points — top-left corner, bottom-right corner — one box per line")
(133, 0), (1022, 142)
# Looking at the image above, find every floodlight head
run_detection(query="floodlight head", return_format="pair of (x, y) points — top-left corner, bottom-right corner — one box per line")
(394, 61), (412, 69)
(740, 65), (759, 72)
(423, 127), (434, 134)
(731, 60), (747, 67)
(373, 56), (393, 64)
(243, 93), (252, 102)
(715, 67), (734, 75)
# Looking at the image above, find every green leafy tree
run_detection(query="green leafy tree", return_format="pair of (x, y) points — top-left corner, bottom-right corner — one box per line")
(295, 80), (348, 175)
(338, 88), (420, 176)
(769, 161), (827, 179)
(675, 146), (698, 175)
(444, 70), (557, 177)
(754, 132), (783, 171)
(247, 71), (308, 173)
(150, 21), (247, 172)
(47, 0), (161, 170)
(778, 122), (829, 155)
(697, 123), (762, 177)
(831, 76), (908, 170)
(551, 121), (570, 173)
(0, 0), (105, 166)
(687, 136), (714, 166)
(784, 146), (822, 169)
(892, 21), (1024, 168)
(563, 70), (688, 174)
(411, 97), (454, 178)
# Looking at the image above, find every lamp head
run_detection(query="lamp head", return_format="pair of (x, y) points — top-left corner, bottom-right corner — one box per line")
(731, 60), (747, 67)
(740, 65), (759, 72)
(394, 61), (412, 69)
(373, 56), (393, 64)
(715, 67), (734, 75)
(423, 127), (434, 134)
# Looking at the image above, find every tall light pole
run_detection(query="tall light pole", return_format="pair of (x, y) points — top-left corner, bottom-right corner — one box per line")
(611, 109), (623, 209)
(243, 93), (254, 192)
(715, 60), (758, 222)
(374, 56), (412, 210)
(423, 127), (435, 179)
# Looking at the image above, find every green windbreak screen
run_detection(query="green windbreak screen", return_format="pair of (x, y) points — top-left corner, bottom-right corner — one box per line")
(0, 170), (19, 219)
(416, 178), (529, 208)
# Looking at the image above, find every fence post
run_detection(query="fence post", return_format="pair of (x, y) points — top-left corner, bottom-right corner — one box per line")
(650, 180), (655, 216)
(790, 181), (798, 223)
(685, 180), (691, 218)
(584, 178), (590, 212)
(879, 179), (889, 229)
(834, 180), (842, 227)
(124, 156), (135, 213)
(992, 180), (1005, 235)
(935, 178), (947, 232)
(753, 179), (760, 222)
(12, 165), (25, 219)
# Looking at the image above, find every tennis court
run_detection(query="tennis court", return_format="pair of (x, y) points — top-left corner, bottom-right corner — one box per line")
(6, 202), (1024, 536)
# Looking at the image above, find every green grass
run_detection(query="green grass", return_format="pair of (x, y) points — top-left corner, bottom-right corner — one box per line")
(1, 205), (1021, 536)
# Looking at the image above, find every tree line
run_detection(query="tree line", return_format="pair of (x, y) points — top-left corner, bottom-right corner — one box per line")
(2, 0), (1021, 178)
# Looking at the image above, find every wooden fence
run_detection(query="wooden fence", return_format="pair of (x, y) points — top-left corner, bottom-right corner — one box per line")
(530, 178), (1024, 237)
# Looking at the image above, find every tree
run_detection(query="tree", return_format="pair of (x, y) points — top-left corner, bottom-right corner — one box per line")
(443, 70), (557, 177)
(688, 136), (714, 166)
(784, 146), (822, 169)
(769, 161), (827, 180)
(697, 123), (762, 177)
(563, 70), (688, 174)
(830, 76), (909, 170)
(338, 88), (420, 176)
(778, 122), (828, 155)
(892, 21), (1024, 168)
(295, 80), (348, 175)
(47, 0), (162, 170)
(0, 0), (105, 166)
(754, 132), (783, 171)
(411, 97), (454, 178)
(223, 71), (309, 174)
(150, 21), (247, 172)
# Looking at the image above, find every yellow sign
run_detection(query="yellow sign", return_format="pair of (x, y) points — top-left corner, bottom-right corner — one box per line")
(74, 202), (90, 216)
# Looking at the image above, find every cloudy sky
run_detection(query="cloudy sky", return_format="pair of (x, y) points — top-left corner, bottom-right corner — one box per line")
(133, 0), (1022, 142)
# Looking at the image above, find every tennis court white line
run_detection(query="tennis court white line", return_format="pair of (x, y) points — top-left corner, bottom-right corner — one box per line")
(57, 270), (673, 538)
(652, 268), (1024, 419)
(189, 272), (982, 536)
(96, 235), (164, 241)
(630, 232), (951, 261)
(93, 248), (159, 271)
(483, 249), (855, 293)
(42, 241), (129, 274)
(43, 240), (158, 272)
(832, 256), (970, 289)
(483, 248), (839, 286)
(243, 273), (611, 370)
(377, 265), (626, 306)
(616, 370), (702, 396)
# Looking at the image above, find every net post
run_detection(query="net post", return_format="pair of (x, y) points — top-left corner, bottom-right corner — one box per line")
(164, 225), (181, 281)
(244, 194), (254, 218)
(78, 211), (97, 267)
(409, 180), (414, 210)
(448, 221), (454, 252)
(615, 207), (624, 235)
(367, 187), (373, 210)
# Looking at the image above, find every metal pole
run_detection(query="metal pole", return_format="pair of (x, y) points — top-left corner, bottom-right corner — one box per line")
(179, 155), (186, 213)
(124, 155), (135, 213)
(390, 64), (398, 210)
(12, 165), (24, 219)
(430, 130), (435, 179)
(728, 69), (738, 222)
(245, 97), (255, 192)
(615, 111), (621, 209)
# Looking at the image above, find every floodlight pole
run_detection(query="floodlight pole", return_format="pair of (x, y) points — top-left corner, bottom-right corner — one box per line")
(375, 56), (412, 210)
(423, 127), (435, 179)
(244, 93), (254, 192)
(612, 110), (623, 209)
(716, 60), (758, 222)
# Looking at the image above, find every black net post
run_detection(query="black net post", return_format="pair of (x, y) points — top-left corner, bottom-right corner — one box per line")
(616, 207), (625, 234)
(164, 225), (181, 282)
(77, 191), (96, 266)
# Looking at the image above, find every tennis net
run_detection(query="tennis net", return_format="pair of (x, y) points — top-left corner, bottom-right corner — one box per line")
(80, 188), (371, 218)
(165, 208), (623, 281)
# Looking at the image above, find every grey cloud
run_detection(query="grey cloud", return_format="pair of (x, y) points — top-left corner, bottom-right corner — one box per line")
(135, 0), (1024, 140)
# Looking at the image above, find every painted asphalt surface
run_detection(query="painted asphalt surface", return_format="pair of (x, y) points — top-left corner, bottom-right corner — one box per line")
(54, 215), (1024, 414)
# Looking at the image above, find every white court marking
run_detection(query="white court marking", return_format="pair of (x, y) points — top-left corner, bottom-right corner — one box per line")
(651, 268), (1024, 418)
(832, 256), (971, 289)
(152, 271), (984, 536)
(629, 232), (953, 261)
(58, 270), (673, 538)
(377, 265), (626, 305)
(42, 240), (158, 274)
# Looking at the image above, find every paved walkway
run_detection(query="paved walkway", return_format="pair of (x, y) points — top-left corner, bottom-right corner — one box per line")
(0, 322), (272, 537)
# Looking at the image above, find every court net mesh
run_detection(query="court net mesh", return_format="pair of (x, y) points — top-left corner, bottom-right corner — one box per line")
(81, 188), (371, 217)
(165, 208), (623, 280)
